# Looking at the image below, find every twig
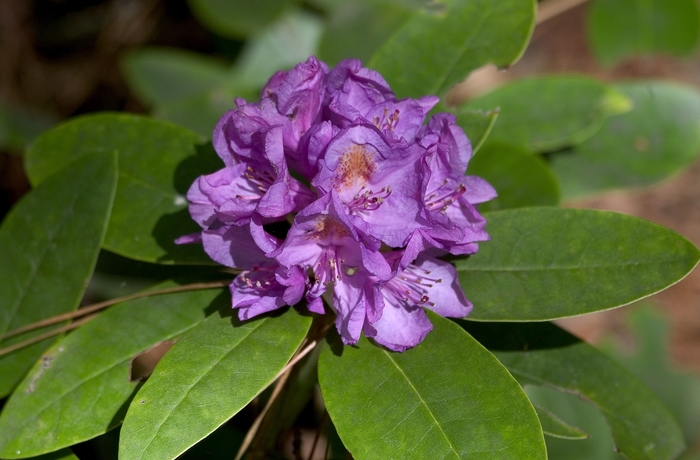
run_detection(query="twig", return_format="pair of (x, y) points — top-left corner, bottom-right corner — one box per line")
(234, 340), (319, 460)
(308, 410), (327, 460)
(0, 314), (97, 357)
(537, 0), (589, 25)
(0, 280), (230, 341)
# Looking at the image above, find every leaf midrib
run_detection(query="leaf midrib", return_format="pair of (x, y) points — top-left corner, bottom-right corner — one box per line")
(2, 189), (81, 336)
(456, 257), (691, 272)
(134, 320), (265, 459)
(385, 352), (460, 459)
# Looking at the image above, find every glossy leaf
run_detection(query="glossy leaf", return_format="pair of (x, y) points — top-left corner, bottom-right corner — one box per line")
(118, 308), (312, 460)
(16, 449), (80, 460)
(455, 108), (499, 154)
(587, 0), (700, 66)
(468, 142), (560, 212)
(551, 82), (700, 198)
(455, 207), (700, 321)
(461, 75), (632, 151)
(0, 153), (117, 398)
(533, 405), (588, 440)
(0, 284), (227, 459)
(459, 321), (686, 460)
(121, 48), (230, 107)
(186, 0), (296, 38)
(369, 0), (536, 99)
(25, 113), (219, 264)
(318, 312), (546, 460)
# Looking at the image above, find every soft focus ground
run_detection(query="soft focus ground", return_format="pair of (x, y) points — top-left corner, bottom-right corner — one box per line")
(1, 0), (698, 383)
(510, 4), (700, 373)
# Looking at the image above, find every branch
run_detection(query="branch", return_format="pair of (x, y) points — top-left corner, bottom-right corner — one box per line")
(0, 280), (230, 341)
(234, 340), (319, 460)
(537, 0), (589, 25)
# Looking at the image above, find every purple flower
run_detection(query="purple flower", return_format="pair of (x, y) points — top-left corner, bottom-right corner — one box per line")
(365, 254), (472, 352)
(178, 56), (496, 351)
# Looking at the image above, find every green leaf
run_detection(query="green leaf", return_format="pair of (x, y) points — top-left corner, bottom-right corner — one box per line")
(455, 108), (499, 154)
(13, 449), (80, 460)
(455, 207), (700, 321)
(0, 283), (226, 459)
(533, 404), (588, 440)
(369, 0), (536, 99)
(25, 113), (219, 264)
(467, 142), (560, 212)
(526, 387), (623, 460)
(233, 9), (324, 89)
(0, 103), (57, 153)
(587, 0), (700, 66)
(461, 75), (632, 151)
(0, 153), (117, 398)
(551, 82), (700, 199)
(121, 48), (230, 107)
(318, 1), (415, 65)
(318, 312), (546, 460)
(187, 0), (296, 38)
(154, 90), (244, 139)
(118, 308), (312, 460)
(601, 306), (700, 448)
(459, 321), (686, 460)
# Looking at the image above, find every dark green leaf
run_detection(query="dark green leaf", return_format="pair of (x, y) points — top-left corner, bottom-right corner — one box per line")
(318, 312), (546, 459)
(0, 284), (227, 458)
(587, 0), (700, 66)
(233, 9), (324, 89)
(318, 1), (414, 65)
(551, 82), (700, 198)
(459, 321), (686, 460)
(0, 153), (117, 397)
(186, 0), (296, 38)
(526, 387), (623, 460)
(455, 207), (700, 321)
(533, 404), (588, 440)
(25, 113), (219, 264)
(602, 306), (700, 448)
(118, 308), (312, 460)
(121, 48), (230, 107)
(0, 103), (57, 153)
(455, 108), (499, 154)
(468, 142), (560, 211)
(369, 0), (536, 99)
(154, 90), (243, 139)
(461, 75), (631, 151)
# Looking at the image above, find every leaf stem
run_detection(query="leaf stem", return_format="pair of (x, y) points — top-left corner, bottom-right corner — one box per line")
(0, 280), (230, 341)
(537, 0), (589, 25)
(234, 339), (319, 460)
(308, 409), (327, 460)
(0, 314), (97, 357)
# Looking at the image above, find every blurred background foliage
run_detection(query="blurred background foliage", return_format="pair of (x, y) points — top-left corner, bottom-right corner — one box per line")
(2, 0), (700, 458)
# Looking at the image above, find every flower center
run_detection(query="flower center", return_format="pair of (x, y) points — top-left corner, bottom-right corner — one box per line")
(236, 166), (275, 201)
(337, 144), (377, 190)
(425, 178), (467, 214)
(347, 185), (392, 213)
(311, 216), (350, 241)
(238, 265), (276, 291)
(384, 265), (443, 308)
(372, 108), (400, 132)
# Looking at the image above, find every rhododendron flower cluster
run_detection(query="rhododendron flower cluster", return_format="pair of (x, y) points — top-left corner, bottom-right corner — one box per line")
(178, 57), (496, 352)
